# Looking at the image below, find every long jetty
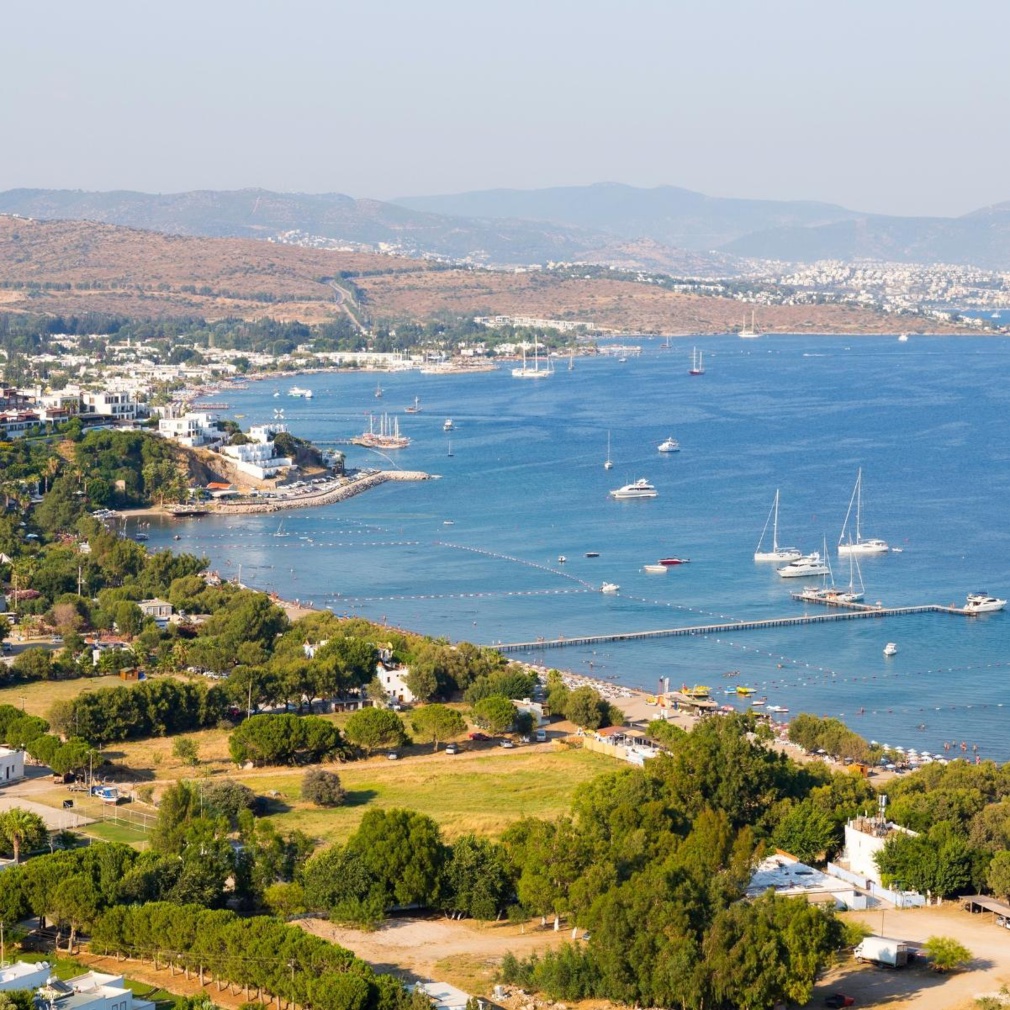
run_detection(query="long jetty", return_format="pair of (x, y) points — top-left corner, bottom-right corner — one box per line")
(490, 602), (972, 653)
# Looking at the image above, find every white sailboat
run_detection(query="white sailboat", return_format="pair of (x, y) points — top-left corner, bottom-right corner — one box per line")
(838, 468), (889, 555)
(512, 338), (551, 379)
(754, 490), (802, 562)
(374, 380), (383, 399)
(568, 346), (575, 371)
(739, 310), (761, 339)
(604, 431), (614, 470)
(689, 347), (705, 375)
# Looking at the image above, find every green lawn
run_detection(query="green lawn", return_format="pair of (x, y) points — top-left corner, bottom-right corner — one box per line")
(81, 820), (151, 846)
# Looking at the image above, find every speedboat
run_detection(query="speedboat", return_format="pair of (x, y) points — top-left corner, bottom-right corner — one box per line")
(557, 555), (567, 564)
(659, 557), (690, 566)
(610, 479), (658, 499)
(777, 552), (831, 578)
(883, 642), (898, 657)
(585, 551), (600, 558)
(766, 704), (789, 714)
(657, 437), (680, 453)
(288, 386), (313, 398)
(643, 564), (667, 574)
(601, 582), (620, 594)
(443, 418), (454, 431)
(964, 592), (1007, 614)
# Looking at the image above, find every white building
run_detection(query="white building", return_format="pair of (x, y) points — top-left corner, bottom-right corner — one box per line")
(841, 816), (918, 887)
(0, 961), (50, 991)
(39, 972), (155, 1010)
(376, 662), (414, 704)
(158, 412), (220, 447)
(413, 982), (475, 1010)
(0, 747), (25, 786)
(221, 441), (293, 479)
(82, 391), (140, 421)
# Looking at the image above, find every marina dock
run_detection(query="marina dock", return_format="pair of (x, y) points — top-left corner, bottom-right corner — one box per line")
(490, 601), (979, 653)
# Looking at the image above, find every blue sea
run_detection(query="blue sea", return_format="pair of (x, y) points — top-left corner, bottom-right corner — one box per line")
(137, 336), (1010, 760)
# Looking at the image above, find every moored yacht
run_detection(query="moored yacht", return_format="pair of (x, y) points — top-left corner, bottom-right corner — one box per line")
(657, 436), (680, 453)
(754, 489), (802, 562)
(838, 468), (889, 555)
(964, 592), (1007, 614)
(610, 479), (658, 499)
(777, 552), (831, 578)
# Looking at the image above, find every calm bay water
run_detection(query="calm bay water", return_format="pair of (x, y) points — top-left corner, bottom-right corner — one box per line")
(140, 336), (1010, 759)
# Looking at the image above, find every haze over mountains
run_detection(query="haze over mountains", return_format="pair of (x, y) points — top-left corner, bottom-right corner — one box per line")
(4, 183), (1010, 271)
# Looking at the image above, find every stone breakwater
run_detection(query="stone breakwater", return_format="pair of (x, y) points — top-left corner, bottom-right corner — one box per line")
(209, 470), (434, 514)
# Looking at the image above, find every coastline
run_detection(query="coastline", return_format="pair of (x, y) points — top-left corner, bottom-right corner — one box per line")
(120, 469), (433, 521)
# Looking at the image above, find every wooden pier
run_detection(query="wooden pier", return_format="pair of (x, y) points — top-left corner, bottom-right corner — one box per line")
(489, 602), (974, 653)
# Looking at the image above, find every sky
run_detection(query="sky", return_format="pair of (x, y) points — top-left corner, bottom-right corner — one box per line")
(4, 0), (1010, 217)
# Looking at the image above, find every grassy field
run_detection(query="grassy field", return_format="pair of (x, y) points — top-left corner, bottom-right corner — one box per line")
(230, 744), (614, 844)
(0, 674), (120, 719)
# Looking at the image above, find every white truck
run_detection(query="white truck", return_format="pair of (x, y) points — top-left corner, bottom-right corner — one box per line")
(854, 934), (910, 968)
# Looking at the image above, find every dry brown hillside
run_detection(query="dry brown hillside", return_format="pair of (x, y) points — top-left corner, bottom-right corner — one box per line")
(0, 215), (962, 334)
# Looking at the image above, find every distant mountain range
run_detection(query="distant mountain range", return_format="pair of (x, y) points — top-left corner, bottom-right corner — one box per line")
(4, 184), (1010, 270)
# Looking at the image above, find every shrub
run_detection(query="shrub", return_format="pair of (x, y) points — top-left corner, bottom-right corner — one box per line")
(302, 769), (346, 807)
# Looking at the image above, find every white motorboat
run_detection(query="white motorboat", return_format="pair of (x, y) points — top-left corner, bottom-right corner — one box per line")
(288, 386), (313, 398)
(557, 555), (567, 564)
(838, 468), (889, 554)
(657, 436), (680, 453)
(643, 564), (668, 574)
(601, 582), (620, 594)
(610, 479), (658, 499)
(766, 704), (789, 714)
(964, 592), (1007, 614)
(443, 418), (454, 431)
(777, 551), (831, 578)
(754, 490), (802, 562)
(883, 642), (898, 657)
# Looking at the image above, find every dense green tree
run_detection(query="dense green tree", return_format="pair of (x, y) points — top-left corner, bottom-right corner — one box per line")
(986, 850), (1010, 900)
(564, 686), (610, 730)
(343, 707), (408, 755)
(444, 834), (513, 920)
(471, 695), (516, 735)
(228, 713), (343, 766)
(411, 704), (466, 751)
(770, 799), (837, 864)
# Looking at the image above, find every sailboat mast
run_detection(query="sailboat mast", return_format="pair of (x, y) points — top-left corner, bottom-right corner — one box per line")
(771, 489), (780, 552)
(855, 468), (863, 543)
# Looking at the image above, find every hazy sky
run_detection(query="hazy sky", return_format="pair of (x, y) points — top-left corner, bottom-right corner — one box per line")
(5, 0), (1009, 216)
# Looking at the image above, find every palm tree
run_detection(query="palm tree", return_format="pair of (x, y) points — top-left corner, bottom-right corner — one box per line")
(0, 807), (47, 862)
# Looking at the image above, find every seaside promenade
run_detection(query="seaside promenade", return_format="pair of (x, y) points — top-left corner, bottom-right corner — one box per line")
(201, 469), (432, 515)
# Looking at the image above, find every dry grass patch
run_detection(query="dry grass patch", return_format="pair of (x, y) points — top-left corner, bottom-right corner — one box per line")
(229, 746), (614, 845)
(0, 675), (117, 719)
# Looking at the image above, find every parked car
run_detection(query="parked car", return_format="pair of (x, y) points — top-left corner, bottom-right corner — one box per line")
(445, 743), (458, 755)
(824, 995), (854, 1008)
(387, 751), (400, 760)
(499, 739), (515, 749)
(468, 732), (489, 741)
